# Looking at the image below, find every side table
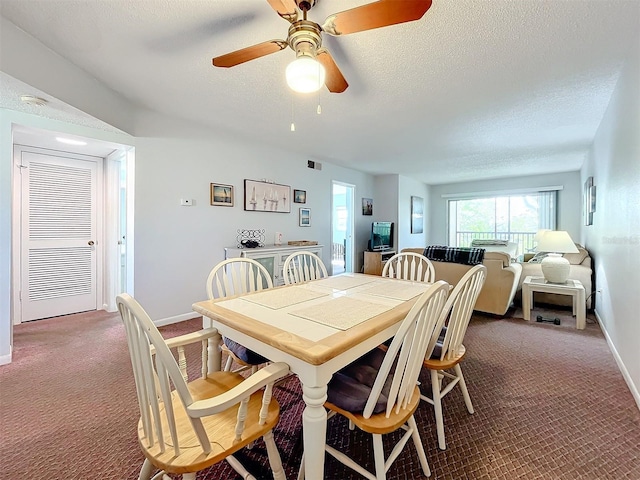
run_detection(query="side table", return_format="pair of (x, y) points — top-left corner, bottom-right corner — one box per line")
(522, 276), (586, 330)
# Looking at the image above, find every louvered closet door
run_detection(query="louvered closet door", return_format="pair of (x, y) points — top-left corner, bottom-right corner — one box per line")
(21, 151), (99, 321)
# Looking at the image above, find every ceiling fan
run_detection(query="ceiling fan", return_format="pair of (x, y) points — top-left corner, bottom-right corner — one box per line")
(212, 0), (433, 93)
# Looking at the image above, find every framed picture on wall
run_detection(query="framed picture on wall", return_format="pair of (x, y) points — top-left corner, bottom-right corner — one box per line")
(299, 208), (311, 226)
(210, 183), (234, 206)
(294, 189), (307, 203)
(411, 196), (424, 234)
(362, 198), (373, 216)
(583, 176), (596, 226)
(244, 179), (291, 212)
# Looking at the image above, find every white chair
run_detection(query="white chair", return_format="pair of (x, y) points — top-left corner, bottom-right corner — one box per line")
(206, 258), (273, 372)
(382, 251), (435, 283)
(299, 281), (450, 480)
(117, 293), (290, 480)
(420, 264), (487, 450)
(282, 251), (328, 285)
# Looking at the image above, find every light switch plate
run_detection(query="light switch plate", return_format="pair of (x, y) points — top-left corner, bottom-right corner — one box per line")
(180, 199), (193, 206)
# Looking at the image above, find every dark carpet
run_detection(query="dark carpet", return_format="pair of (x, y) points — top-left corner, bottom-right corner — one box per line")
(1, 305), (639, 479)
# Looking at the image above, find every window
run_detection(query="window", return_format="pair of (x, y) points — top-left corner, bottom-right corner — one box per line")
(448, 191), (557, 255)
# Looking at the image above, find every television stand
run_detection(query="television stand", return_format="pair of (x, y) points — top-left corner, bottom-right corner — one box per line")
(364, 250), (397, 276)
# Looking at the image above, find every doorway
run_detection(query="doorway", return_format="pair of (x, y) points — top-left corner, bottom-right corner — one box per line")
(331, 182), (355, 275)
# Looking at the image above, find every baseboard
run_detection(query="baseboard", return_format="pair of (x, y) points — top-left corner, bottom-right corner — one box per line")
(0, 346), (12, 366)
(595, 309), (640, 411)
(154, 312), (201, 328)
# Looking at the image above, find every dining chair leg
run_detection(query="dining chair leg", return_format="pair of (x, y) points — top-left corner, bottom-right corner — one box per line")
(430, 369), (446, 450)
(137, 459), (154, 480)
(264, 429), (286, 480)
(408, 415), (431, 477)
(455, 364), (474, 414)
(226, 454), (256, 479)
(372, 433), (386, 480)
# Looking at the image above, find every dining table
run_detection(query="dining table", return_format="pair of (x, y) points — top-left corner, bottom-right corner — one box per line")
(192, 272), (434, 480)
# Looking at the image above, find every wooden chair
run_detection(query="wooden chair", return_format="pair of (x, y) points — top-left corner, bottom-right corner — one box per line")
(382, 251), (435, 283)
(206, 258), (273, 373)
(282, 251), (328, 285)
(299, 281), (450, 480)
(420, 264), (487, 450)
(116, 293), (290, 480)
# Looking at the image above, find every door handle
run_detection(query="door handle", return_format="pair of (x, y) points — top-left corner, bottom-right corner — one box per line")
(88, 241), (95, 246)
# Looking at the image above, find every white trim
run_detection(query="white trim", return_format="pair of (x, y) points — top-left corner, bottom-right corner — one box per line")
(0, 346), (11, 366)
(154, 312), (201, 328)
(441, 185), (564, 199)
(595, 309), (640, 411)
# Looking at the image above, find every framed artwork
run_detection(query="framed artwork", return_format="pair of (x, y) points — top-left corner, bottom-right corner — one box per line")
(362, 198), (373, 216)
(294, 189), (307, 204)
(411, 196), (424, 234)
(244, 179), (291, 213)
(299, 207), (311, 227)
(210, 183), (234, 206)
(583, 176), (595, 226)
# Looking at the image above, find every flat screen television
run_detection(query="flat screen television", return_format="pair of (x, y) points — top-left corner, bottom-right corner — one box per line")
(370, 221), (394, 251)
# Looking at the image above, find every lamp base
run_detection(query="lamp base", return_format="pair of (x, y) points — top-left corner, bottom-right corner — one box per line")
(541, 253), (570, 283)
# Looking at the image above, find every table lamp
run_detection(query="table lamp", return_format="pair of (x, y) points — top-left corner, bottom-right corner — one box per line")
(535, 230), (579, 283)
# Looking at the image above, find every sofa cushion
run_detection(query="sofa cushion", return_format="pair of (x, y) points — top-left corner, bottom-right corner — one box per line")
(563, 247), (589, 265)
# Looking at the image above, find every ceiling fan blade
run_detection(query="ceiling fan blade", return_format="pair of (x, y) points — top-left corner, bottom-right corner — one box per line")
(266, 0), (298, 23)
(213, 40), (288, 67)
(317, 48), (348, 93)
(322, 0), (433, 36)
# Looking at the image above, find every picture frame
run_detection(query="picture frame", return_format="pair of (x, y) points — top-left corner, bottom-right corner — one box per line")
(210, 183), (234, 207)
(411, 196), (424, 234)
(299, 207), (311, 227)
(583, 176), (595, 226)
(362, 198), (373, 216)
(293, 189), (307, 204)
(244, 179), (291, 213)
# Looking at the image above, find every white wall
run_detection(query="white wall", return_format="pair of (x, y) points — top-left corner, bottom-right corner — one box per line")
(428, 172), (583, 246)
(398, 176), (429, 250)
(132, 110), (375, 321)
(581, 50), (640, 407)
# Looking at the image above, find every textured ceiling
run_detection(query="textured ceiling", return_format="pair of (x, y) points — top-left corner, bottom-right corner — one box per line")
(1, 0), (638, 184)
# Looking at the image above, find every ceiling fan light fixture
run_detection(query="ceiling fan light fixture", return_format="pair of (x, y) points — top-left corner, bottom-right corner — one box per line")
(286, 55), (325, 93)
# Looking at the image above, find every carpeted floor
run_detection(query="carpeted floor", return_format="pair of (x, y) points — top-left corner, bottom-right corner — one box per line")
(1, 305), (639, 479)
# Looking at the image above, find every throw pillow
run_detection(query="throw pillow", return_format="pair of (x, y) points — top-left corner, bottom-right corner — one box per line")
(527, 252), (549, 263)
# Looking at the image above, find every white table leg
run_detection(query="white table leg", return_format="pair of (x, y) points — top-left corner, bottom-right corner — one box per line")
(301, 383), (328, 480)
(203, 316), (222, 372)
(522, 284), (532, 321)
(576, 288), (586, 330)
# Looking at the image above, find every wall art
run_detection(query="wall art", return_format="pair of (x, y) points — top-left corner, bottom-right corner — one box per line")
(210, 183), (234, 206)
(244, 179), (291, 213)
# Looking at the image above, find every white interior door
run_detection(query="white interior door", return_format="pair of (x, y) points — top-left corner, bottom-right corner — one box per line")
(18, 148), (101, 321)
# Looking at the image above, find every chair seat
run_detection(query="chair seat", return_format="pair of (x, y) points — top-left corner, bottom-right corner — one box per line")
(138, 371), (280, 474)
(325, 385), (422, 435)
(424, 344), (466, 371)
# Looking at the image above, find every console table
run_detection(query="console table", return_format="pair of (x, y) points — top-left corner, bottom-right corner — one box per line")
(225, 244), (323, 287)
(522, 276), (586, 329)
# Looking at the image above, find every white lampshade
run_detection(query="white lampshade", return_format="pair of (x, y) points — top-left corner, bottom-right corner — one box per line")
(533, 229), (551, 243)
(535, 231), (579, 283)
(286, 56), (325, 93)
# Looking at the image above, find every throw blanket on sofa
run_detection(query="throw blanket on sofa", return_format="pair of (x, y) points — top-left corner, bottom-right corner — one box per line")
(423, 246), (485, 266)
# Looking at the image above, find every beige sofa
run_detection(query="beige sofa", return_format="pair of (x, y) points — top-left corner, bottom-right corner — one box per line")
(515, 245), (593, 309)
(402, 248), (522, 316)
